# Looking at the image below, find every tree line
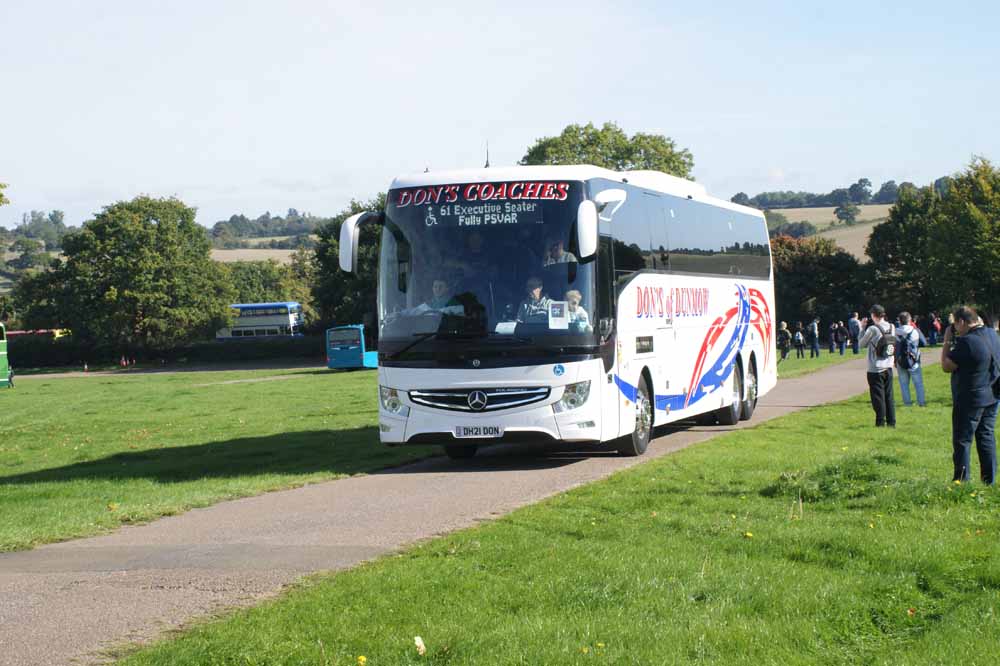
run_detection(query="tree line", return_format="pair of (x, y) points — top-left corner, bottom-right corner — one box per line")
(2, 130), (997, 361)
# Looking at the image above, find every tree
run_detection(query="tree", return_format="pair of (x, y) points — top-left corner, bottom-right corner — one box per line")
(929, 158), (1000, 317)
(834, 201), (861, 225)
(15, 196), (234, 351)
(769, 221), (817, 239)
(848, 178), (872, 204)
(7, 237), (48, 270)
(865, 183), (942, 314)
(224, 255), (318, 329)
(225, 260), (292, 304)
(312, 194), (386, 330)
(520, 122), (694, 178)
(0, 182), (9, 207)
(731, 192), (751, 206)
(872, 180), (899, 204)
(763, 210), (789, 231)
(770, 235), (864, 327)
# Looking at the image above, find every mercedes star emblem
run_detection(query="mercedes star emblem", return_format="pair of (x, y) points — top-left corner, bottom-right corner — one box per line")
(467, 390), (488, 411)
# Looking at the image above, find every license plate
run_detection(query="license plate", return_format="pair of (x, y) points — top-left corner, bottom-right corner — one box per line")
(454, 425), (504, 438)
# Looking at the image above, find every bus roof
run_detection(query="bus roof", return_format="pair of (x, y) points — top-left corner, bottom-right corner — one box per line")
(230, 302), (300, 309)
(388, 165), (760, 218)
(327, 324), (364, 331)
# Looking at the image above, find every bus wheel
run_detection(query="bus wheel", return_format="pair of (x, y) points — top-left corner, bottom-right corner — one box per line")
(715, 364), (742, 426)
(619, 376), (652, 456)
(444, 444), (478, 460)
(740, 362), (758, 421)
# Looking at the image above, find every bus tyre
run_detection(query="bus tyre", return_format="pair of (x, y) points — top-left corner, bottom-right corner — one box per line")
(715, 364), (742, 426)
(619, 377), (652, 456)
(444, 444), (478, 460)
(740, 363), (758, 421)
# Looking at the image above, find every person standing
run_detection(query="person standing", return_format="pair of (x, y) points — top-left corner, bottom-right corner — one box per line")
(858, 304), (897, 427)
(848, 312), (861, 354)
(793, 322), (806, 359)
(808, 317), (821, 358)
(828, 321), (837, 354)
(941, 306), (1000, 485)
(777, 321), (792, 361)
(895, 311), (927, 407)
(834, 321), (849, 355)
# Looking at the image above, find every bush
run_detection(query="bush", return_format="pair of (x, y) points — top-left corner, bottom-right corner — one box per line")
(8, 334), (325, 369)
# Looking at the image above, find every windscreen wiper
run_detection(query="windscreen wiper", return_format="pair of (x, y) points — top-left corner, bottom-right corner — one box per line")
(387, 329), (484, 360)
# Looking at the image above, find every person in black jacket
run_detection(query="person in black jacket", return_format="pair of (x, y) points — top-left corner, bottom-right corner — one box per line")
(941, 306), (1000, 485)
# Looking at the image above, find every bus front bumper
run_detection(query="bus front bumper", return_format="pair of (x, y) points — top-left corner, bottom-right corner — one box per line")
(378, 394), (602, 446)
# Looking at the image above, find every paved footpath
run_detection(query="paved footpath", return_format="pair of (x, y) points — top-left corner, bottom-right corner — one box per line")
(0, 357), (922, 665)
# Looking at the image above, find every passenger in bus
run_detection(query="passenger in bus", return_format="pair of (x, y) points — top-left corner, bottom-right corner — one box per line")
(517, 277), (552, 322)
(543, 237), (577, 266)
(565, 289), (592, 331)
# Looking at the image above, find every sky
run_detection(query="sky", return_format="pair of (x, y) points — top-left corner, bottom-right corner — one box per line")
(2, 0), (998, 229)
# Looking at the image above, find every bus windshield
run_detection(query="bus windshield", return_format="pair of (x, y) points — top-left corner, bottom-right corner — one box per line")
(378, 181), (596, 355)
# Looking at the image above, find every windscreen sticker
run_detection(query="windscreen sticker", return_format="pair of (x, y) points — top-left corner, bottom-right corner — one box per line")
(548, 301), (569, 330)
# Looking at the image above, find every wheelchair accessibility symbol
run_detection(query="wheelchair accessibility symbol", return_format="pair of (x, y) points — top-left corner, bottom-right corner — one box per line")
(425, 209), (438, 226)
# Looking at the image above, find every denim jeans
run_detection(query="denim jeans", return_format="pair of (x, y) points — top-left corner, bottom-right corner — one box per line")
(952, 402), (998, 484)
(837, 341), (846, 355)
(897, 366), (926, 406)
(810, 341), (820, 358)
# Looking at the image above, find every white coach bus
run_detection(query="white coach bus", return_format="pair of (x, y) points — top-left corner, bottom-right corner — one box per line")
(340, 166), (775, 459)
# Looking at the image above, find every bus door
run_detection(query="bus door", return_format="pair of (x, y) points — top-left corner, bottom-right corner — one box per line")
(647, 195), (680, 420)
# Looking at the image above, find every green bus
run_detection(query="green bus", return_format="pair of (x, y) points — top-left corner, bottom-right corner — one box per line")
(0, 323), (11, 388)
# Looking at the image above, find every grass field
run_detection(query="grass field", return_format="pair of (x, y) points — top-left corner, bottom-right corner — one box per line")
(0, 368), (435, 551)
(778, 204), (892, 230)
(115, 368), (999, 666)
(776, 347), (868, 378)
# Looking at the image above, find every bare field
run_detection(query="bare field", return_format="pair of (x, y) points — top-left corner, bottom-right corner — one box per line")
(211, 248), (296, 264)
(816, 219), (880, 260)
(778, 204), (892, 229)
(240, 234), (318, 246)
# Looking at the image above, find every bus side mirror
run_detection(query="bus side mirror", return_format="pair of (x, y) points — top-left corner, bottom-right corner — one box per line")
(594, 188), (627, 222)
(339, 212), (382, 273)
(576, 200), (598, 260)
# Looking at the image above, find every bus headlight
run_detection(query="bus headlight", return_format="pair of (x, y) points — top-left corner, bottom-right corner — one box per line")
(379, 386), (410, 416)
(554, 380), (591, 413)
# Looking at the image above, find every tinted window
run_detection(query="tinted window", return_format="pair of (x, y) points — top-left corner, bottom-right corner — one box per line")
(667, 197), (770, 278)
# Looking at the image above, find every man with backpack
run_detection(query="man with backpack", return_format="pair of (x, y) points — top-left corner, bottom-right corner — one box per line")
(858, 304), (898, 427)
(895, 311), (928, 407)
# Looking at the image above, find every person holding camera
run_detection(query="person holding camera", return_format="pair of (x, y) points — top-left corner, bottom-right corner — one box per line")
(858, 304), (897, 428)
(941, 306), (1000, 485)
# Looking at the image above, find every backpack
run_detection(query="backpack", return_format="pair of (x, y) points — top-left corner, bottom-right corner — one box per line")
(793, 331), (804, 345)
(895, 329), (920, 369)
(874, 323), (898, 360)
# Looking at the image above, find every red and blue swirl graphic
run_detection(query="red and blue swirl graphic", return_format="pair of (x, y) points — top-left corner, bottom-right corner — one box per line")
(615, 284), (772, 412)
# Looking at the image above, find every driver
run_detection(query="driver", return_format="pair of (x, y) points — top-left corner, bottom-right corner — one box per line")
(543, 237), (577, 266)
(425, 278), (459, 309)
(517, 277), (552, 322)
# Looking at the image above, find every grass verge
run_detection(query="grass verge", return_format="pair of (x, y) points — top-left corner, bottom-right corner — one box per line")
(0, 368), (433, 551)
(116, 369), (999, 665)
(776, 348), (863, 378)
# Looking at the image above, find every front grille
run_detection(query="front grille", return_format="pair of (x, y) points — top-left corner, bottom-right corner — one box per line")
(409, 387), (550, 412)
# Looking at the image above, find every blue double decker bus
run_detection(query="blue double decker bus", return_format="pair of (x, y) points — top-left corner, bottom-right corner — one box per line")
(216, 302), (303, 339)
